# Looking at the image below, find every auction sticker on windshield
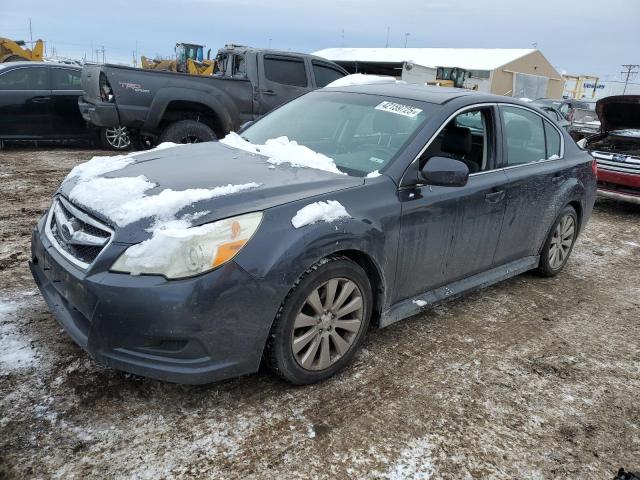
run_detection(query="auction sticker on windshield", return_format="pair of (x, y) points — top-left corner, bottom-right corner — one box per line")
(375, 101), (423, 117)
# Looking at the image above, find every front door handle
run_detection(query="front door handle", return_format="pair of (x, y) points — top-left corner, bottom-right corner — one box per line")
(32, 96), (51, 103)
(261, 89), (276, 96)
(485, 190), (505, 203)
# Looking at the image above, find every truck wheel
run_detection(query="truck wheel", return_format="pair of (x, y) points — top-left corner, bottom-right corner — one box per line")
(100, 126), (132, 151)
(159, 120), (216, 144)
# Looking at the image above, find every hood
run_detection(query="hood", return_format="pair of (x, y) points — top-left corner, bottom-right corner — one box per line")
(595, 95), (640, 133)
(60, 142), (363, 243)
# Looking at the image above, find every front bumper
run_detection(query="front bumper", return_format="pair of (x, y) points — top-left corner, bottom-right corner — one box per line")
(30, 221), (281, 384)
(78, 98), (120, 128)
(597, 168), (640, 205)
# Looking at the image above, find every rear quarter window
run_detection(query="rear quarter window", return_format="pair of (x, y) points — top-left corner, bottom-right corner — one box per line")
(544, 120), (562, 158)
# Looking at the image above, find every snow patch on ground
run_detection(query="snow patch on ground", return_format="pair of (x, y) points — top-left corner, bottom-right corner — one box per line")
(0, 298), (36, 371)
(221, 132), (344, 175)
(325, 73), (403, 88)
(291, 200), (351, 228)
(376, 437), (436, 480)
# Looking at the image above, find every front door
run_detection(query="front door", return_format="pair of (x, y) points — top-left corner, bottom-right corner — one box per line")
(395, 106), (508, 301)
(256, 54), (312, 116)
(0, 65), (51, 138)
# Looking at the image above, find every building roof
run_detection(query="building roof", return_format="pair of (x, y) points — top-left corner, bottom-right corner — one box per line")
(312, 47), (537, 71)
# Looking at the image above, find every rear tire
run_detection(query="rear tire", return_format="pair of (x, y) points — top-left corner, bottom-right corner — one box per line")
(537, 205), (578, 277)
(265, 256), (372, 385)
(100, 126), (132, 151)
(159, 120), (216, 144)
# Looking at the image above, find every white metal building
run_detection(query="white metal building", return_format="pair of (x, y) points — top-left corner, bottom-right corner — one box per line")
(313, 47), (564, 99)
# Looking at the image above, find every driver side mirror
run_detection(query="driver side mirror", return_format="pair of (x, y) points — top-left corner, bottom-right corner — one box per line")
(420, 156), (469, 187)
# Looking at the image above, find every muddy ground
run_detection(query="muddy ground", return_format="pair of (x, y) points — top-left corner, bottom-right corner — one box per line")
(0, 147), (638, 479)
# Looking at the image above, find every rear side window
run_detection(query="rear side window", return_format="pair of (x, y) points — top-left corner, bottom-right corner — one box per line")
(312, 62), (344, 87)
(51, 68), (81, 90)
(544, 120), (562, 159)
(0, 67), (48, 90)
(501, 106), (546, 166)
(264, 56), (307, 87)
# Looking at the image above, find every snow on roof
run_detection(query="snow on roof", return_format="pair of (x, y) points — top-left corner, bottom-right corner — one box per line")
(312, 48), (537, 71)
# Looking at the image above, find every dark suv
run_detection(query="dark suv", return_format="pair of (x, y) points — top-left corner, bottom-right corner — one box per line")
(0, 62), (130, 150)
(30, 83), (597, 385)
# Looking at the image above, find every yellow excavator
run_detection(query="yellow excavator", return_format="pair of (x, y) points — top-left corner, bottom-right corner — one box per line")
(141, 42), (214, 76)
(0, 37), (44, 63)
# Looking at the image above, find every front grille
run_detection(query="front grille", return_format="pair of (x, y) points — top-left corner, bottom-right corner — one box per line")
(45, 196), (113, 269)
(593, 151), (640, 174)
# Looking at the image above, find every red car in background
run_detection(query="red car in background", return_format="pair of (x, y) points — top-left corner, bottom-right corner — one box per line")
(584, 96), (640, 204)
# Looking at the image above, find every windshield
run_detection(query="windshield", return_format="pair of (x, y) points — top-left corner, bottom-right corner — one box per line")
(241, 91), (430, 176)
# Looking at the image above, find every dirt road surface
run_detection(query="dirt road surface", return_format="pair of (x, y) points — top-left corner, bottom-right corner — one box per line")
(1, 147), (638, 479)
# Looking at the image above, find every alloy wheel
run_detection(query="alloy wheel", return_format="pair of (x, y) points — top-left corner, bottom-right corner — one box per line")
(549, 214), (575, 269)
(291, 278), (364, 371)
(104, 126), (131, 150)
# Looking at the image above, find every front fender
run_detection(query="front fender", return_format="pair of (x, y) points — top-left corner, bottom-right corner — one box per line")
(234, 179), (401, 311)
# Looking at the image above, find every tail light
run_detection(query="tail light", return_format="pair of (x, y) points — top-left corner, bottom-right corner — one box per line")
(591, 157), (598, 176)
(99, 72), (114, 102)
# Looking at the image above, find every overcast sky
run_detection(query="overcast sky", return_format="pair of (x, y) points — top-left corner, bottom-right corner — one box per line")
(2, 0), (639, 79)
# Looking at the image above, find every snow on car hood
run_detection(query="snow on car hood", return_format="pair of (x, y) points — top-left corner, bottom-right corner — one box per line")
(595, 95), (640, 133)
(59, 141), (362, 244)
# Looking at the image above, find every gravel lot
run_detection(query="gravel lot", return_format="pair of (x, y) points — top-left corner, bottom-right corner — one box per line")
(1, 147), (639, 479)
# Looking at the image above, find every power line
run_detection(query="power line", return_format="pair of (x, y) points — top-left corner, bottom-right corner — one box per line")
(620, 64), (639, 94)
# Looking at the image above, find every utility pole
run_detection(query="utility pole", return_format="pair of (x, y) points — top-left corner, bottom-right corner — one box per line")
(404, 32), (410, 48)
(28, 18), (33, 48)
(341, 29), (344, 47)
(101, 45), (106, 64)
(268, 38), (272, 48)
(621, 64), (639, 94)
(385, 26), (390, 48)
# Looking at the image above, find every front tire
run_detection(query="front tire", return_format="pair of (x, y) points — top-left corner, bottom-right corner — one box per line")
(537, 205), (578, 277)
(159, 120), (216, 144)
(265, 256), (373, 385)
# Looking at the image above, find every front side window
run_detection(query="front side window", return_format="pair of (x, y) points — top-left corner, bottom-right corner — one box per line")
(421, 108), (493, 173)
(0, 67), (48, 90)
(264, 56), (307, 87)
(312, 62), (344, 87)
(501, 106), (546, 166)
(51, 68), (81, 90)
(241, 91), (430, 176)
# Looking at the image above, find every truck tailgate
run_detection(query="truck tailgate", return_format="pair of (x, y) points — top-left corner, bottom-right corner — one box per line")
(80, 65), (103, 105)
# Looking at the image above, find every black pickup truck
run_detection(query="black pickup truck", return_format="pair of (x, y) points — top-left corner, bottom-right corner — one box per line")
(79, 45), (348, 144)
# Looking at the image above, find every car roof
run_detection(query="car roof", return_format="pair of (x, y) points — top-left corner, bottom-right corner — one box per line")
(0, 61), (80, 70)
(321, 83), (531, 106)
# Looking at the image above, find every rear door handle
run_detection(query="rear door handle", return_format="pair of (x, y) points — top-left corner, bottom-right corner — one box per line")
(32, 96), (51, 103)
(485, 190), (505, 203)
(261, 89), (276, 96)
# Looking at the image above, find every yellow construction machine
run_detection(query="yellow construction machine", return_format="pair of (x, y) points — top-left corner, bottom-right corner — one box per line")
(0, 37), (44, 62)
(141, 42), (214, 76)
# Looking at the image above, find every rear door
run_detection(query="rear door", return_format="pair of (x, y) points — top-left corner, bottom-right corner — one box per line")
(0, 65), (51, 138)
(493, 104), (567, 265)
(256, 54), (312, 115)
(395, 105), (509, 301)
(50, 67), (87, 136)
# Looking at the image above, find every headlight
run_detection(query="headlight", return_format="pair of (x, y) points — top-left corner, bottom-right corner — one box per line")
(111, 212), (262, 279)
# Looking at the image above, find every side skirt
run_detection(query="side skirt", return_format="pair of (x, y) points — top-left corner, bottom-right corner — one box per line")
(379, 256), (540, 328)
